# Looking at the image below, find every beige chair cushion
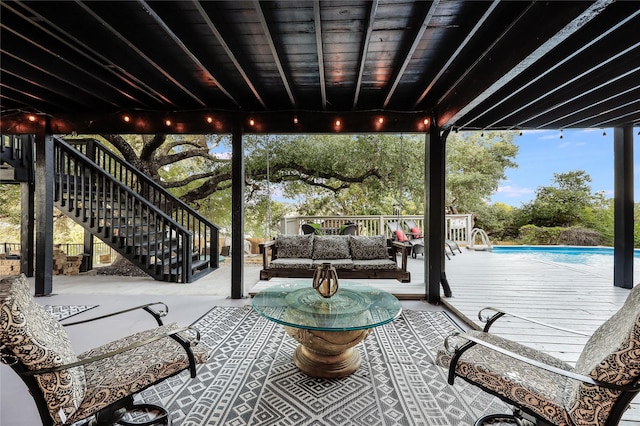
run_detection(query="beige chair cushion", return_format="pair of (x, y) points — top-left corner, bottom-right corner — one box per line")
(436, 330), (573, 425)
(0, 274), (86, 425)
(68, 324), (208, 423)
(565, 284), (640, 425)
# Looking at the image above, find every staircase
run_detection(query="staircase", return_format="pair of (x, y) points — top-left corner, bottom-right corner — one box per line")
(1, 134), (218, 283)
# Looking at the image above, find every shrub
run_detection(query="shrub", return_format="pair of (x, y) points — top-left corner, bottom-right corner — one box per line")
(518, 225), (601, 246)
(558, 227), (601, 246)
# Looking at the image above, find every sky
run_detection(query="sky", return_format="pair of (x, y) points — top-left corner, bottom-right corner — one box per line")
(490, 128), (640, 207)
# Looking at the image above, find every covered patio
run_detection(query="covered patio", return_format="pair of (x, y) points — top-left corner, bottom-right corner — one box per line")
(2, 249), (639, 424)
(1, 1), (639, 425)
(1, 0), (637, 303)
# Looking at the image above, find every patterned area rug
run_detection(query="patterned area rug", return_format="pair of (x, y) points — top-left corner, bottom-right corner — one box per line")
(136, 307), (510, 426)
(43, 304), (98, 321)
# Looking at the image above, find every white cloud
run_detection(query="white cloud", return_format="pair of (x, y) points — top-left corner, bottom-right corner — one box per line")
(212, 152), (231, 160)
(496, 185), (534, 197)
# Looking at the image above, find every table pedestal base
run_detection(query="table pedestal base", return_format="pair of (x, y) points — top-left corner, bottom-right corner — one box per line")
(285, 327), (370, 378)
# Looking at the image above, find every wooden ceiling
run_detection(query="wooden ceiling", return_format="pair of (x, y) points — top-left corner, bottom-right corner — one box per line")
(1, 0), (639, 134)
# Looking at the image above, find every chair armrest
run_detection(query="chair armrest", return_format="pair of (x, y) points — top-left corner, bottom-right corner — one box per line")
(443, 332), (637, 392)
(478, 307), (590, 336)
(260, 239), (276, 267)
(390, 241), (410, 271)
(21, 326), (201, 376)
(259, 239), (276, 250)
(61, 302), (169, 327)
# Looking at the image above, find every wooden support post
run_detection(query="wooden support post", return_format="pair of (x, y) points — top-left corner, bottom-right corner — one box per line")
(231, 124), (245, 299)
(34, 123), (54, 296)
(613, 126), (634, 289)
(425, 116), (449, 303)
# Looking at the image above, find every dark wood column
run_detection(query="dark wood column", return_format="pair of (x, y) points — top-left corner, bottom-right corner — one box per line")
(34, 124), (54, 296)
(613, 126), (634, 289)
(425, 116), (449, 303)
(231, 124), (245, 299)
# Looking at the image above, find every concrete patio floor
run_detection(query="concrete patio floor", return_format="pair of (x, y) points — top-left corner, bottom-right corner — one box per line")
(2, 249), (639, 425)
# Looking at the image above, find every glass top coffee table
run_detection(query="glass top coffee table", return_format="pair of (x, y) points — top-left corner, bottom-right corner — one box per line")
(252, 281), (402, 378)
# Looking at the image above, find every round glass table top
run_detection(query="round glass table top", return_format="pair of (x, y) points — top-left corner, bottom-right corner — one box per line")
(251, 281), (402, 331)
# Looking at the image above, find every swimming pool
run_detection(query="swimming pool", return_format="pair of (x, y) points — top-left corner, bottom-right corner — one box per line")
(493, 245), (640, 265)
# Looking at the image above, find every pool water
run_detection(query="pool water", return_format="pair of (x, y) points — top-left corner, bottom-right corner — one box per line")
(493, 246), (640, 266)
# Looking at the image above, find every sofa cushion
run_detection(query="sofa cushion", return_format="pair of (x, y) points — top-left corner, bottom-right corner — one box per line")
(276, 234), (314, 258)
(0, 274), (86, 425)
(312, 235), (351, 260)
(312, 259), (354, 270)
(349, 235), (389, 260)
(270, 258), (314, 269)
(352, 259), (398, 270)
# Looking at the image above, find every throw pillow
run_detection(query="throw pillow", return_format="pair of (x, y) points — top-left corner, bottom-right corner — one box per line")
(410, 227), (422, 238)
(312, 235), (351, 259)
(394, 229), (409, 242)
(276, 234), (314, 258)
(349, 235), (389, 260)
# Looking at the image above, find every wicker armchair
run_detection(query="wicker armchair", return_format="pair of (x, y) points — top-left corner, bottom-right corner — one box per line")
(0, 274), (208, 426)
(436, 285), (640, 426)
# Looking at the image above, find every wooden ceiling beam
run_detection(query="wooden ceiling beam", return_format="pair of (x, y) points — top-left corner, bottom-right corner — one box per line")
(353, 0), (378, 109)
(254, 1), (296, 108)
(11, 0), (167, 107)
(192, 0), (264, 109)
(313, 0), (327, 110)
(413, 1), (499, 109)
(76, 1), (206, 107)
(383, 0), (439, 108)
(141, 0), (237, 108)
(0, 110), (431, 135)
(485, 12), (640, 130)
(447, 0), (614, 129)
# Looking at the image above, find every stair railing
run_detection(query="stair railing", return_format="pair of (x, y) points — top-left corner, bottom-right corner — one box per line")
(67, 138), (218, 271)
(54, 137), (195, 282)
(1, 134), (34, 182)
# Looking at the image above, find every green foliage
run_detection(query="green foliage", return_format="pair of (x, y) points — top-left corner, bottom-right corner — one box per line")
(517, 170), (594, 227)
(446, 131), (518, 214)
(0, 184), (20, 225)
(473, 203), (520, 240)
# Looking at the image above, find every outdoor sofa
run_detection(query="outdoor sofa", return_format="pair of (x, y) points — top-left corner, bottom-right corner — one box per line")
(259, 234), (411, 282)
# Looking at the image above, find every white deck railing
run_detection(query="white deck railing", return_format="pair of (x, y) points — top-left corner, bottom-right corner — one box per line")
(279, 214), (472, 246)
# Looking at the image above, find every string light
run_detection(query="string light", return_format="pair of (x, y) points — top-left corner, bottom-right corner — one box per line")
(335, 119), (341, 127)
(206, 116), (213, 124)
(249, 118), (255, 126)
(164, 119), (172, 127)
(122, 115), (131, 123)
(293, 115), (299, 124)
(423, 118), (429, 126)
(378, 117), (384, 124)
(27, 114), (37, 122)
(560, 129), (563, 139)
(602, 129), (606, 136)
